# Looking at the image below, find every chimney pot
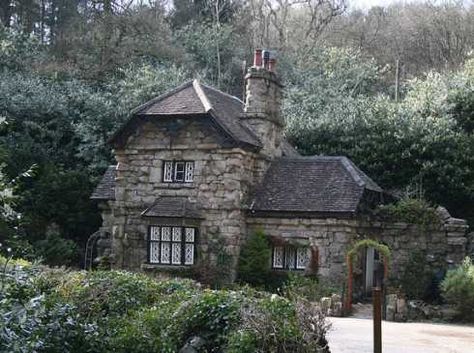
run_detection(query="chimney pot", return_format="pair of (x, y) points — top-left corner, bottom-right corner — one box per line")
(263, 50), (270, 70)
(254, 49), (263, 67)
(268, 58), (277, 72)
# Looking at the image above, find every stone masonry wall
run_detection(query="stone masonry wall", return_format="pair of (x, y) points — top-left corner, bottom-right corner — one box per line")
(104, 118), (259, 276)
(247, 213), (469, 285)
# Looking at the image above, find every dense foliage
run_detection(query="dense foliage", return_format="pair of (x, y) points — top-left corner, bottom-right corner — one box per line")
(285, 51), (474, 224)
(0, 258), (330, 352)
(441, 257), (474, 321)
(375, 198), (440, 228)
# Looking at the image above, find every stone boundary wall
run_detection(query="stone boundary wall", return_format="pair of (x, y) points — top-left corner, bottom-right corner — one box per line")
(246, 210), (469, 286)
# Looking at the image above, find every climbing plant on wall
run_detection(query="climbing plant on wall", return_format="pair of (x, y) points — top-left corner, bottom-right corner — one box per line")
(345, 239), (391, 311)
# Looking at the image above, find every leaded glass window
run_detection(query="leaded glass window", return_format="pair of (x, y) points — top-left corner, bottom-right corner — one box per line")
(273, 246), (284, 269)
(272, 244), (309, 271)
(185, 162), (194, 182)
(296, 247), (310, 269)
(163, 162), (173, 182)
(285, 247), (296, 269)
(148, 226), (196, 266)
(149, 226), (160, 263)
(163, 161), (194, 183)
(160, 242), (170, 264)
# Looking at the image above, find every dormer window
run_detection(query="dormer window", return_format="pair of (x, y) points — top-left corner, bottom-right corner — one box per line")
(163, 161), (194, 183)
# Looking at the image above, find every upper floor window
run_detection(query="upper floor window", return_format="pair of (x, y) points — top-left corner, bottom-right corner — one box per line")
(163, 161), (194, 183)
(272, 245), (310, 270)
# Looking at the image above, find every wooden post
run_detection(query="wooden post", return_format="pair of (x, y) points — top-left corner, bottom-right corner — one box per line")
(345, 255), (353, 311)
(373, 287), (382, 353)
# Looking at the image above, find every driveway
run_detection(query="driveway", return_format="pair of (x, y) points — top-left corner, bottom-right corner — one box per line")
(327, 317), (474, 353)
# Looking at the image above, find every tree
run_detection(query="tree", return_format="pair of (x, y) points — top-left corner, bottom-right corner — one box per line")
(284, 50), (474, 224)
(237, 229), (272, 286)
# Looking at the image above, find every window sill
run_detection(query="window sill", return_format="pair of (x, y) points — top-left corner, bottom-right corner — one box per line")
(141, 263), (193, 271)
(157, 183), (196, 189)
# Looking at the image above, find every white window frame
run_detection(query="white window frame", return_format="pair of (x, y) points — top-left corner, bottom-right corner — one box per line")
(148, 226), (196, 266)
(272, 244), (309, 271)
(163, 161), (194, 183)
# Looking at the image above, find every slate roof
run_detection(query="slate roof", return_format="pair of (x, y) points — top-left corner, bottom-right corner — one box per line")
(249, 156), (382, 215)
(111, 80), (261, 148)
(91, 166), (116, 200)
(141, 197), (203, 219)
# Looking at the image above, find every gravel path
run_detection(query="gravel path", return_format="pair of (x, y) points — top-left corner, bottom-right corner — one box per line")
(327, 317), (474, 353)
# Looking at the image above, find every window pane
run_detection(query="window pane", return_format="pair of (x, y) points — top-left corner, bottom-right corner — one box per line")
(185, 243), (194, 265)
(163, 161), (173, 182)
(150, 242), (160, 263)
(161, 227), (171, 241)
(185, 162), (194, 182)
(172, 243), (181, 264)
(285, 247), (296, 269)
(172, 227), (182, 241)
(150, 226), (160, 241)
(296, 247), (310, 270)
(160, 242), (170, 263)
(273, 246), (284, 268)
(185, 228), (195, 242)
(174, 162), (185, 182)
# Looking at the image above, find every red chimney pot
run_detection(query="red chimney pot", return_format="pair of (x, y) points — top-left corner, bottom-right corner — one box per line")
(268, 58), (277, 72)
(254, 49), (263, 67)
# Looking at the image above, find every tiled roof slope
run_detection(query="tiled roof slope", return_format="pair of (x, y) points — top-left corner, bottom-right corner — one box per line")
(250, 157), (382, 214)
(141, 197), (203, 219)
(200, 83), (261, 147)
(137, 82), (205, 115)
(113, 80), (261, 148)
(91, 166), (116, 200)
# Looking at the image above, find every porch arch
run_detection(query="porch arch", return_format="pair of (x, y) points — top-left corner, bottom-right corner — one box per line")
(345, 239), (391, 311)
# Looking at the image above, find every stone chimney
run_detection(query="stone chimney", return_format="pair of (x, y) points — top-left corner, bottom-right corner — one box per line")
(243, 49), (284, 157)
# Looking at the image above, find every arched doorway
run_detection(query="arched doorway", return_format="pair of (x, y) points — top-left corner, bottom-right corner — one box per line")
(345, 239), (391, 311)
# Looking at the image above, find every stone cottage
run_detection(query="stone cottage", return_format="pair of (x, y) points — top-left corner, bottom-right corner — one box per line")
(92, 49), (468, 293)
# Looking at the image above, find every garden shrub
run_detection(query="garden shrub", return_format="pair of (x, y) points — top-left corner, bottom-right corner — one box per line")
(0, 259), (330, 352)
(441, 257), (474, 321)
(237, 229), (272, 286)
(376, 198), (440, 228)
(283, 273), (341, 302)
(399, 250), (433, 300)
(35, 232), (79, 267)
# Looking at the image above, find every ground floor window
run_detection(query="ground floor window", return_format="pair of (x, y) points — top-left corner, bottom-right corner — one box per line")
(272, 244), (310, 270)
(148, 226), (196, 265)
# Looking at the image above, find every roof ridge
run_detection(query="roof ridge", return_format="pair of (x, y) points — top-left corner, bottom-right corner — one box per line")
(277, 156), (345, 162)
(199, 82), (244, 104)
(130, 80), (194, 115)
(192, 80), (212, 112)
(339, 157), (365, 187)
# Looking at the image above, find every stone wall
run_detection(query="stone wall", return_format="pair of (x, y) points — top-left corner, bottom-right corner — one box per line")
(242, 67), (284, 159)
(102, 118), (261, 277)
(246, 211), (469, 287)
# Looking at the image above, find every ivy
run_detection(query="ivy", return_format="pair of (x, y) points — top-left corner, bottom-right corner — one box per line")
(375, 198), (440, 230)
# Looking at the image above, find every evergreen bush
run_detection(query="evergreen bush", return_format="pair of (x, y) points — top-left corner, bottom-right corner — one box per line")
(441, 257), (474, 321)
(237, 229), (272, 286)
